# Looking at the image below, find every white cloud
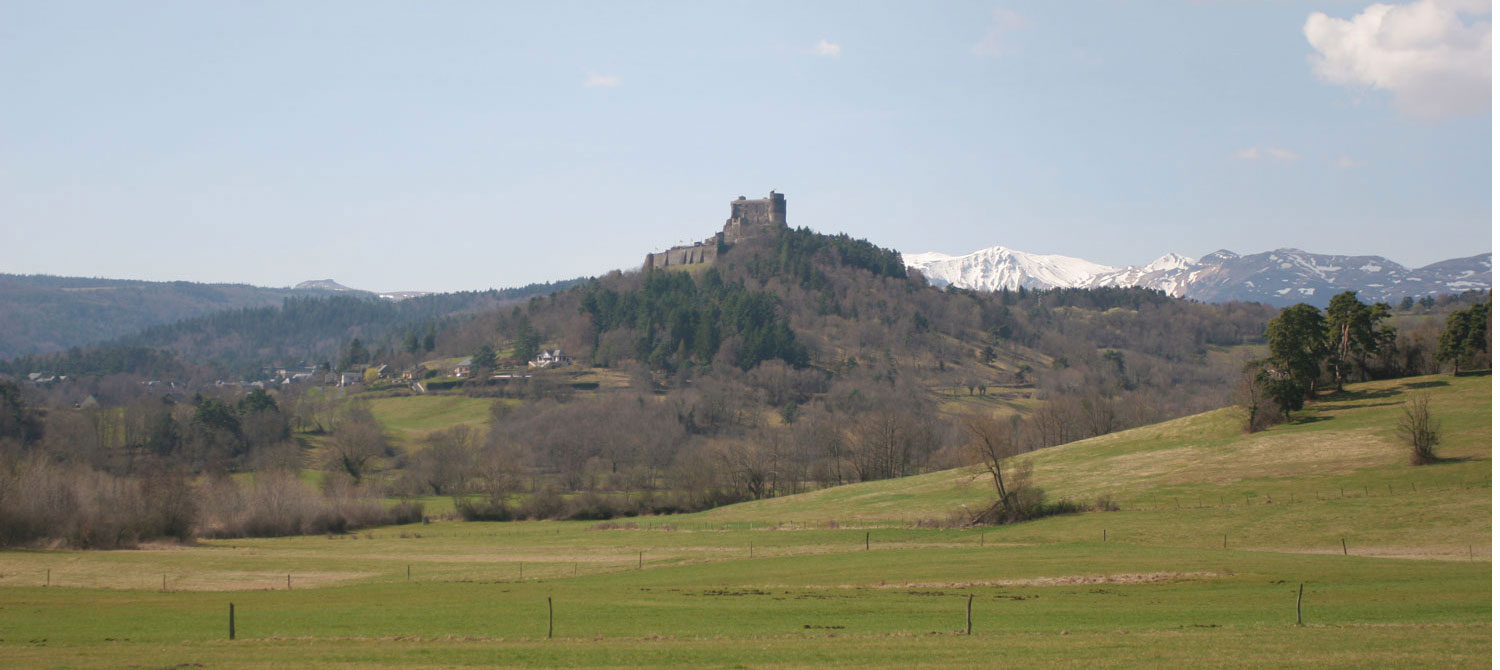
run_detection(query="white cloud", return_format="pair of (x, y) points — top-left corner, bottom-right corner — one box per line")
(1266, 146), (1301, 161)
(583, 72), (621, 88)
(1235, 145), (1301, 162)
(1304, 0), (1491, 120)
(814, 39), (842, 58)
(972, 8), (1028, 57)
(1335, 155), (1366, 168)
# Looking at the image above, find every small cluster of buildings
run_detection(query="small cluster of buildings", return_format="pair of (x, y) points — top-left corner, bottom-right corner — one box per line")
(450, 349), (572, 379)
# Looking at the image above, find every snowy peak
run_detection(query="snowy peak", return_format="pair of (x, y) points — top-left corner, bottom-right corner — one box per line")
(904, 246), (1116, 292)
(903, 245), (1491, 307)
(1084, 252), (1197, 295)
(1143, 253), (1195, 273)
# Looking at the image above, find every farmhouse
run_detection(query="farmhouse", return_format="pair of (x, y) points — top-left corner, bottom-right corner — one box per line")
(529, 349), (572, 369)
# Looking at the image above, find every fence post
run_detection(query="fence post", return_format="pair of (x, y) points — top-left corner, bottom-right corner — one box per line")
(966, 594), (974, 635)
(548, 596), (554, 639)
(229, 603), (236, 640)
(1341, 538), (1348, 555)
(865, 532), (870, 551)
(1295, 584), (1303, 626)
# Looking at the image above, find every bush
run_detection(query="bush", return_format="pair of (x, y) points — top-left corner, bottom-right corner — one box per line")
(198, 472), (421, 539)
(456, 499), (514, 521)
(384, 500), (426, 525)
(519, 487), (566, 520)
(565, 491), (623, 520)
(0, 458), (199, 549)
(1398, 395), (1441, 465)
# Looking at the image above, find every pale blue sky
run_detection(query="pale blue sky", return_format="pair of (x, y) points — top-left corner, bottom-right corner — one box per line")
(1, 1), (1491, 292)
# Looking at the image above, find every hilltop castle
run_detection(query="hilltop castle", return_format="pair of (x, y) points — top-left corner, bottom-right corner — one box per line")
(644, 191), (787, 270)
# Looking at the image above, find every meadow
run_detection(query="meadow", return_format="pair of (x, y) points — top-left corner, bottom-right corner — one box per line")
(0, 374), (1488, 668)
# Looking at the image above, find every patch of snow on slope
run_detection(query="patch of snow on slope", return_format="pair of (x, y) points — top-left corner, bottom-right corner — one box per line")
(903, 246), (1116, 291)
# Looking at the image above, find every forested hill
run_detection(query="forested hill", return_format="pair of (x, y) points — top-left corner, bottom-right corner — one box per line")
(0, 278), (586, 380)
(441, 226), (1286, 434)
(0, 274), (317, 359)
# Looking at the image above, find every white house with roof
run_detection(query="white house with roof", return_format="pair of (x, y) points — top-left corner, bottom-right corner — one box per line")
(528, 349), (572, 369)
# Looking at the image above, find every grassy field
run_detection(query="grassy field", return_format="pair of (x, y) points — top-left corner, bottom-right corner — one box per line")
(0, 374), (1488, 668)
(363, 395), (505, 451)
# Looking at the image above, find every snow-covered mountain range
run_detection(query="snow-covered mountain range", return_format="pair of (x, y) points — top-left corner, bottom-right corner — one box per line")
(904, 246), (1491, 307)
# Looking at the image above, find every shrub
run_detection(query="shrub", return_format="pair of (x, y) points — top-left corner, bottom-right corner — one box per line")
(565, 491), (622, 520)
(456, 499), (514, 521)
(1398, 395), (1441, 465)
(384, 500), (426, 525)
(1093, 495), (1120, 512)
(519, 486), (566, 520)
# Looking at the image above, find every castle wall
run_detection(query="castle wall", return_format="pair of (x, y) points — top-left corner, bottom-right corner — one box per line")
(643, 192), (788, 271)
(644, 234), (721, 271)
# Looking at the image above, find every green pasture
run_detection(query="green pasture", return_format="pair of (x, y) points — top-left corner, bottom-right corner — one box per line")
(0, 374), (1488, 667)
(362, 395), (504, 450)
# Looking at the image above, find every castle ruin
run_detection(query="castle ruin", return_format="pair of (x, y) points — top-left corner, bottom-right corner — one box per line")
(644, 191), (787, 270)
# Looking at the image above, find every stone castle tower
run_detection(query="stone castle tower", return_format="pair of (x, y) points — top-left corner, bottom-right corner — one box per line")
(722, 191), (787, 243)
(644, 191), (788, 270)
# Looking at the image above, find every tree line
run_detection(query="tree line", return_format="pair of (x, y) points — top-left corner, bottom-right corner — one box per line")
(1243, 293), (1489, 431)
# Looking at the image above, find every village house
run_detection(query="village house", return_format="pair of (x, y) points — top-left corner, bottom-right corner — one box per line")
(453, 358), (473, 377)
(528, 349), (572, 369)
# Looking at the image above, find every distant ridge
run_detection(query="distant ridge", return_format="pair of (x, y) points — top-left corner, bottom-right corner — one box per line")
(905, 245), (1491, 307)
(294, 279), (433, 301)
(293, 279), (361, 292)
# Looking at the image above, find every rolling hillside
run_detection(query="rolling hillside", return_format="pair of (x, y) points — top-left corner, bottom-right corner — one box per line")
(0, 373), (1487, 669)
(701, 373), (1492, 559)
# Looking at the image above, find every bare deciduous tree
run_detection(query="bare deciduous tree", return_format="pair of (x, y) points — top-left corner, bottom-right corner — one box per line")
(1397, 395), (1441, 465)
(963, 414), (1031, 523)
(326, 403), (387, 483)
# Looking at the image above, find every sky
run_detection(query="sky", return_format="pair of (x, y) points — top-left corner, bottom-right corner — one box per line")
(0, 0), (1492, 293)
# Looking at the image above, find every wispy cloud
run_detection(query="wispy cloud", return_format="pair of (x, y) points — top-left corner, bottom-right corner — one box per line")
(583, 72), (621, 88)
(1335, 155), (1366, 169)
(1304, 0), (1491, 120)
(1235, 146), (1301, 162)
(972, 8), (1028, 57)
(814, 39), (842, 58)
